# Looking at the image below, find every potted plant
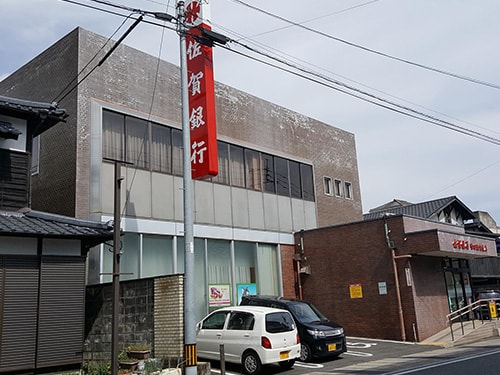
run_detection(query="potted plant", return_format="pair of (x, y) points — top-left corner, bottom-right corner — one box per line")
(126, 343), (152, 360)
(118, 350), (139, 371)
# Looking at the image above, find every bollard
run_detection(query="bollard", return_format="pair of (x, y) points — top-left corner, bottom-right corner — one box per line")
(219, 344), (225, 375)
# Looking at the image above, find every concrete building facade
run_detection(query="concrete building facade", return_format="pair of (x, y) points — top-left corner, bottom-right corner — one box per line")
(0, 27), (362, 323)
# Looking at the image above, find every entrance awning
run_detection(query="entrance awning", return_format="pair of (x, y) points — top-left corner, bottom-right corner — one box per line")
(403, 229), (497, 259)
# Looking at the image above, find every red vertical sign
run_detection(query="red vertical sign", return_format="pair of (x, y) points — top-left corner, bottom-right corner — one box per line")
(185, 0), (218, 179)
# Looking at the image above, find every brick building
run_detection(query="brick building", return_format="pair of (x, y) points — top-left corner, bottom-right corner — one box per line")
(294, 197), (498, 342)
(0, 27), (362, 323)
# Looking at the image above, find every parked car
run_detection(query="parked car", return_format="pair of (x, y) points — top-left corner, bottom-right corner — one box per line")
(474, 290), (500, 319)
(240, 295), (346, 362)
(196, 305), (300, 375)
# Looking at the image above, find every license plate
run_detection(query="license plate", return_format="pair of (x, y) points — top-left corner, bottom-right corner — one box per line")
(328, 343), (337, 351)
(279, 351), (289, 360)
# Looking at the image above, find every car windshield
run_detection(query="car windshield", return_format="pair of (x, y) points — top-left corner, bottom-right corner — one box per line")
(265, 312), (295, 333)
(288, 301), (328, 323)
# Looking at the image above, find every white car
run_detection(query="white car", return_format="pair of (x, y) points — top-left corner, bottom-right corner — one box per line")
(196, 305), (301, 375)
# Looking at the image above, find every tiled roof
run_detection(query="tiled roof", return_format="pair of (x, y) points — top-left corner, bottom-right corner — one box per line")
(0, 209), (113, 242)
(363, 196), (475, 221)
(0, 95), (67, 136)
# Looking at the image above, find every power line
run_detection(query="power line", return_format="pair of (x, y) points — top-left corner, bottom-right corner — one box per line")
(223, 39), (500, 146)
(229, 0), (500, 90)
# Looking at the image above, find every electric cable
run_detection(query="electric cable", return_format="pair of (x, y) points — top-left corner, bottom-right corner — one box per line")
(229, 0), (500, 90)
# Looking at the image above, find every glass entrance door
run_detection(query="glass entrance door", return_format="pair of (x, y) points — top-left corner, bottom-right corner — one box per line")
(444, 258), (472, 312)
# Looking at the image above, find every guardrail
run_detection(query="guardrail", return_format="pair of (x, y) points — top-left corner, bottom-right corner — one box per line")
(446, 298), (500, 341)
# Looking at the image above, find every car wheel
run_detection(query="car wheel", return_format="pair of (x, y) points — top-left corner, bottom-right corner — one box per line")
(299, 343), (312, 362)
(278, 359), (295, 370)
(242, 350), (262, 375)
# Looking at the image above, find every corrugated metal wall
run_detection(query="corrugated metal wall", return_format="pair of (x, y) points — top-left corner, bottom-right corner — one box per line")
(0, 255), (86, 373)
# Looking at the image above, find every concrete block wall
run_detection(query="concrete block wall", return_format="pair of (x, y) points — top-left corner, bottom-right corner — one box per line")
(84, 275), (183, 363)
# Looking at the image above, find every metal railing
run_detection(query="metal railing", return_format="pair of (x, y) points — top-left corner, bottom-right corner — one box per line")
(446, 298), (500, 341)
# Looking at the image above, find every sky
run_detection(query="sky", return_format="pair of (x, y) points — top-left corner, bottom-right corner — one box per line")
(1, 0), (500, 223)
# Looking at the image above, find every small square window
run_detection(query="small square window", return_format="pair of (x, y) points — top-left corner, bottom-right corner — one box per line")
(334, 179), (343, 197)
(323, 176), (333, 195)
(345, 181), (353, 199)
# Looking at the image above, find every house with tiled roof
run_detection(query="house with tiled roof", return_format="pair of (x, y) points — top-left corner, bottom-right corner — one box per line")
(0, 95), (112, 374)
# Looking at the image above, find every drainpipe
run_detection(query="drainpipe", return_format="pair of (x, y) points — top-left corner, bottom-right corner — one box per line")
(384, 218), (409, 341)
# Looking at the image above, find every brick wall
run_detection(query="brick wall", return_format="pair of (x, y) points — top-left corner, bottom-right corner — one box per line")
(280, 244), (297, 298)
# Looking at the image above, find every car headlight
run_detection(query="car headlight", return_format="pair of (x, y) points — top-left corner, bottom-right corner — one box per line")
(307, 329), (325, 338)
(331, 328), (344, 335)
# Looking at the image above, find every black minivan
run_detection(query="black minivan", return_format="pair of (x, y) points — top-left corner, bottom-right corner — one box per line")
(240, 295), (346, 362)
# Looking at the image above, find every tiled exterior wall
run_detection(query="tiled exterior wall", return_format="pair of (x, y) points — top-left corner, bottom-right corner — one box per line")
(154, 275), (184, 360)
(280, 244), (297, 298)
(0, 27), (363, 226)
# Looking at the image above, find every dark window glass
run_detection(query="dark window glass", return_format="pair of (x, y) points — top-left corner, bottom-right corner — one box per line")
(262, 153), (275, 193)
(265, 312), (295, 333)
(172, 128), (183, 176)
(151, 124), (171, 173)
(289, 161), (301, 198)
(275, 157), (289, 196)
(301, 164), (315, 201)
(212, 141), (229, 184)
(245, 149), (261, 191)
(230, 145), (245, 187)
(202, 311), (229, 330)
(102, 110), (125, 161)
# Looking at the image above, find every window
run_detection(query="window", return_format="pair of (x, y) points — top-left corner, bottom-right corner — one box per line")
(212, 141), (229, 184)
(262, 153), (275, 193)
(126, 116), (149, 169)
(300, 164), (315, 201)
(171, 128), (183, 176)
(31, 135), (40, 175)
(345, 181), (353, 199)
(334, 179), (342, 197)
(228, 312), (255, 330)
(151, 124), (171, 173)
(275, 156), (289, 196)
(102, 110), (124, 161)
(323, 176), (333, 195)
(245, 149), (261, 191)
(289, 160), (301, 198)
(202, 311), (229, 329)
(230, 144), (245, 187)
(101, 109), (316, 202)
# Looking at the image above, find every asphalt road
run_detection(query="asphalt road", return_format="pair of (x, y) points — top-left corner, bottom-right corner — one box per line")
(207, 336), (500, 375)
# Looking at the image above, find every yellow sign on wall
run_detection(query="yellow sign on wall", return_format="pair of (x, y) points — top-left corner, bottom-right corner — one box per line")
(350, 284), (363, 299)
(489, 300), (497, 318)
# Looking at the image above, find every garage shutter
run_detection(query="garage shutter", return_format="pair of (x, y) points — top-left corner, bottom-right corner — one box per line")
(37, 256), (86, 367)
(0, 257), (39, 372)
